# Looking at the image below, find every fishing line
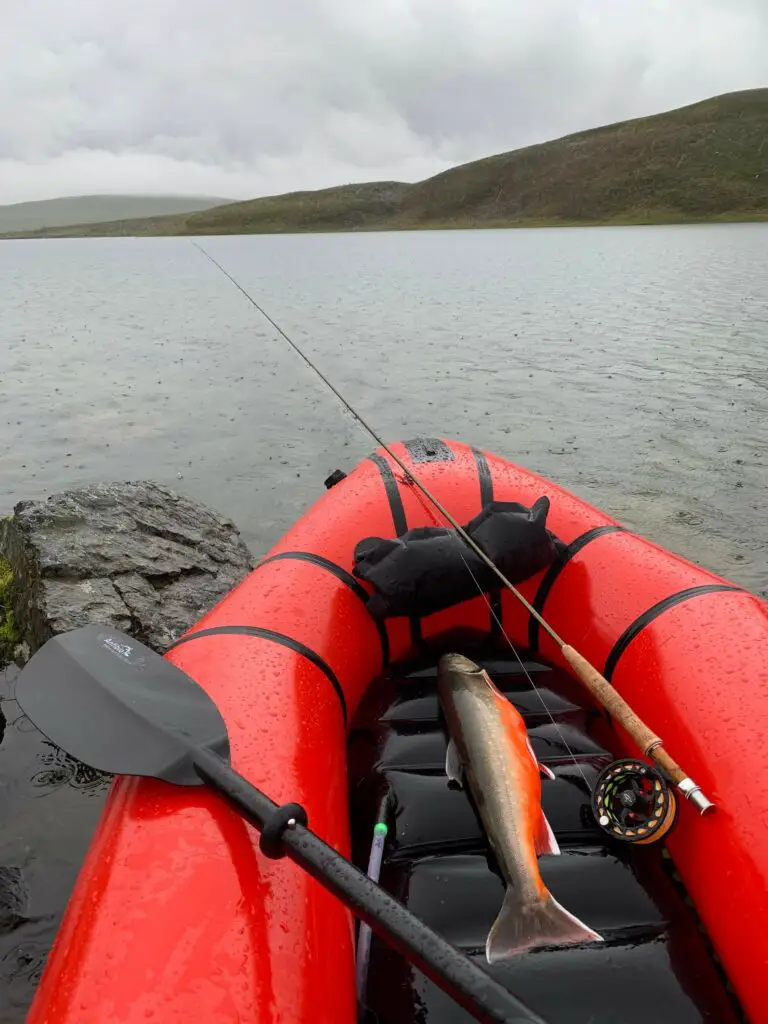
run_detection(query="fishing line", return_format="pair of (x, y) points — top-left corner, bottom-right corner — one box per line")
(191, 240), (715, 816)
(192, 241), (564, 645)
(449, 547), (595, 793)
(398, 479), (593, 789)
(192, 241), (586, 770)
(192, 242), (396, 458)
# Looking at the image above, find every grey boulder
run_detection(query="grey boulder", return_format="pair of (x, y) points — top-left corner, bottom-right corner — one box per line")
(0, 481), (253, 659)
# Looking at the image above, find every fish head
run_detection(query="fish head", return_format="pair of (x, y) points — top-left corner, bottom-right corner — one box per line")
(436, 652), (487, 699)
(438, 652), (484, 676)
(437, 653), (553, 784)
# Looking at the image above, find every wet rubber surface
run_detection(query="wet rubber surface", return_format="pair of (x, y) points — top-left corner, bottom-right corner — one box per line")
(348, 645), (742, 1024)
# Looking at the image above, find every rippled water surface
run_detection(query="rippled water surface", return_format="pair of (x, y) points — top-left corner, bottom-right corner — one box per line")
(0, 225), (766, 1020)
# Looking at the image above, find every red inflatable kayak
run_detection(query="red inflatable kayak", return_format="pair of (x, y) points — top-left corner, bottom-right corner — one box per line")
(27, 438), (768, 1024)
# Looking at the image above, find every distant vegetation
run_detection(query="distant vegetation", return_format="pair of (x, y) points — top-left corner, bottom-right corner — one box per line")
(3, 90), (767, 239)
(0, 195), (232, 235)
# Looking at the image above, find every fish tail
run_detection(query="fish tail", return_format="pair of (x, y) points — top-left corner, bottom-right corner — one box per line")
(485, 888), (603, 963)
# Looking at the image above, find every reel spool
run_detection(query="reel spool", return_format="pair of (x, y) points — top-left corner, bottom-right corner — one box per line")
(592, 758), (678, 844)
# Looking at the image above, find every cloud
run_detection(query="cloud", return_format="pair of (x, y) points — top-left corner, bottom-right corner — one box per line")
(1, 0), (766, 203)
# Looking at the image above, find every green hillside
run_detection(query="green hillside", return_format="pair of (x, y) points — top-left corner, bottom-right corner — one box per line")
(398, 88), (768, 227)
(0, 194), (232, 234)
(4, 89), (767, 238)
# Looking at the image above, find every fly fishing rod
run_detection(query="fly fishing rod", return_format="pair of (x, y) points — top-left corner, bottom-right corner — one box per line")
(192, 242), (715, 817)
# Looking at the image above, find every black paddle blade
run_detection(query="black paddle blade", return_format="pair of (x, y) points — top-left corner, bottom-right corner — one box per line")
(15, 625), (230, 785)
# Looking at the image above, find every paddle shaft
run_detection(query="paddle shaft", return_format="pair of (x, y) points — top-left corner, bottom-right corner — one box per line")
(192, 747), (547, 1024)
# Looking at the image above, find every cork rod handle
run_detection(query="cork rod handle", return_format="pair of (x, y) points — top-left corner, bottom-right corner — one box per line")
(560, 645), (662, 754)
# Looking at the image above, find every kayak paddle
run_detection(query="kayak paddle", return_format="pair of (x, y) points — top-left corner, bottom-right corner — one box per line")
(15, 625), (547, 1024)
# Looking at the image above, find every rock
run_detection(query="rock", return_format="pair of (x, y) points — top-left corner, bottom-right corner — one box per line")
(0, 482), (253, 660)
(0, 555), (18, 666)
(0, 866), (28, 935)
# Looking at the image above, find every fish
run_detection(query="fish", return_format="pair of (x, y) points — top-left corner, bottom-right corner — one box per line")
(437, 652), (603, 962)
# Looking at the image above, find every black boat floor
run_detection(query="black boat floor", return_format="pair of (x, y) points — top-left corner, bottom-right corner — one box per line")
(347, 644), (741, 1024)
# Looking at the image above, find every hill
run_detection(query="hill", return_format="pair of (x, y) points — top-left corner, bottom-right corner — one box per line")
(0, 195), (232, 234)
(398, 88), (768, 227)
(4, 182), (411, 238)
(3, 89), (767, 238)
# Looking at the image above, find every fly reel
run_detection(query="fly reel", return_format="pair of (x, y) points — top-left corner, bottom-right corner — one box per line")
(592, 758), (678, 844)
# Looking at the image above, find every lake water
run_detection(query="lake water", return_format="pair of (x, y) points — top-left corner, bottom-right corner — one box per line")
(1, 224), (767, 1019)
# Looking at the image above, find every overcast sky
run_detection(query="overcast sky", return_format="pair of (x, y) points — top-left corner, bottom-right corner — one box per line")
(1, 0), (766, 205)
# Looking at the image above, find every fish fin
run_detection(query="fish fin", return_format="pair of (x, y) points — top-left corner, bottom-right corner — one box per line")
(485, 889), (603, 963)
(523, 734), (536, 761)
(523, 733), (553, 778)
(445, 738), (463, 787)
(534, 811), (561, 856)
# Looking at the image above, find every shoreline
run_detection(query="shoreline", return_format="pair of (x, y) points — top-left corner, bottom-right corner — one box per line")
(3, 211), (768, 241)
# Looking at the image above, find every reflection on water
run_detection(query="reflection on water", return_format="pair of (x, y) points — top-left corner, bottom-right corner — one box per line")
(0, 667), (109, 1021)
(31, 742), (111, 795)
(0, 224), (766, 1019)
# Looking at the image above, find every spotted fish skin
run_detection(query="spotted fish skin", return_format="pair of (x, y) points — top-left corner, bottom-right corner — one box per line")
(437, 652), (603, 962)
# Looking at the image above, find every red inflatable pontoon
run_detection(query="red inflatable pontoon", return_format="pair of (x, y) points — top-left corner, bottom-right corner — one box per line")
(27, 439), (768, 1024)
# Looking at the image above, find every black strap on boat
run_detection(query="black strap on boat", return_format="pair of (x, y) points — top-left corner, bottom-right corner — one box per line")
(471, 445), (494, 508)
(256, 550), (390, 666)
(603, 584), (743, 682)
(369, 453), (408, 536)
(369, 451), (423, 648)
(528, 525), (626, 651)
(471, 446), (503, 639)
(167, 625), (348, 726)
